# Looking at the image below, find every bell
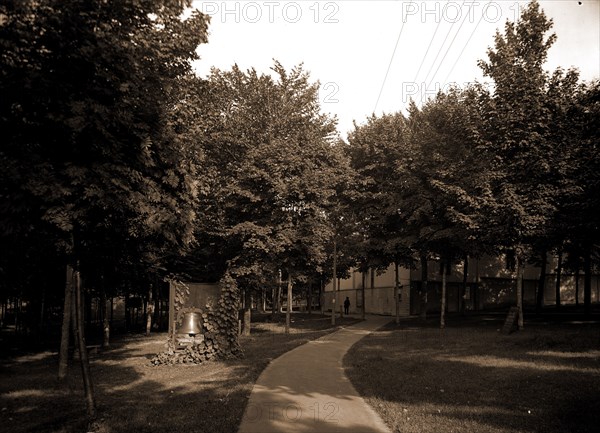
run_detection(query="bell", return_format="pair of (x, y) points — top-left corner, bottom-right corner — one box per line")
(178, 312), (202, 336)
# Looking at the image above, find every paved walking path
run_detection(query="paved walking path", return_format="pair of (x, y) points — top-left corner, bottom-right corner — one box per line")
(238, 315), (392, 433)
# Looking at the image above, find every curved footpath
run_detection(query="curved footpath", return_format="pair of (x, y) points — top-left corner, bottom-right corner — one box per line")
(238, 315), (392, 433)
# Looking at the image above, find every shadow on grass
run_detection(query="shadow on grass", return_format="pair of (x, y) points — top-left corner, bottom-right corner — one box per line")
(344, 315), (600, 433)
(0, 313), (363, 433)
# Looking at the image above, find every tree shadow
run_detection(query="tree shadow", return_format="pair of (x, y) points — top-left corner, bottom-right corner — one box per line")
(344, 320), (600, 433)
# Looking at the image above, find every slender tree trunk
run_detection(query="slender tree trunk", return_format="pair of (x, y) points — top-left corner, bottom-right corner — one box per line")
(0, 298), (4, 328)
(124, 288), (130, 331)
(338, 278), (343, 318)
(243, 288), (251, 336)
(39, 285), (46, 334)
(361, 269), (366, 320)
(537, 250), (547, 314)
(109, 296), (114, 330)
(285, 273), (292, 334)
(320, 280), (324, 316)
(555, 249), (563, 308)
(420, 254), (428, 321)
(58, 265), (74, 381)
(395, 261), (400, 324)
(84, 286), (92, 336)
(575, 267), (580, 308)
(100, 286), (110, 348)
(277, 270), (282, 314)
(261, 287), (266, 313)
(584, 248), (592, 317)
(516, 252), (524, 331)
(440, 260), (447, 329)
(331, 242), (337, 325)
(307, 281), (312, 314)
(152, 284), (160, 330)
(145, 284), (153, 336)
(271, 284), (277, 320)
(460, 255), (468, 316)
(74, 264), (96, 420)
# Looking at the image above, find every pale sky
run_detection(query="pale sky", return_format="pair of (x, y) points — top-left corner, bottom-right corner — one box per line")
(191, 0), (600, 138)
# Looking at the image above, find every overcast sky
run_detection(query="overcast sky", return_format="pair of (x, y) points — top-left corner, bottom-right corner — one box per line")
(191, 0), (600, 138)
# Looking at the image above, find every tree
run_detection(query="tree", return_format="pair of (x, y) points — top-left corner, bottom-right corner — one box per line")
(187, 62), (346, 333)
(478, 0), (561, 329)
(559, 79), (600, 316)
(0, 0), (209, 422)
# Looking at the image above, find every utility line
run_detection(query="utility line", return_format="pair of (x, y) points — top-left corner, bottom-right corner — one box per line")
(421, 1), (466, 96)
(412, 14), (444, 84)
(373, 16), (407, 113)
(426, 1), (472, 91)
(440, 3), (487, 85)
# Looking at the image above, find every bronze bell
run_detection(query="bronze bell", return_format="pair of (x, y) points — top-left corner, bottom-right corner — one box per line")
(178, 312), (202, 336)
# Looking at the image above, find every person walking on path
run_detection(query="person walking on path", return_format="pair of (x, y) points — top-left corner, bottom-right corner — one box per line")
(344, 297), (350, 315)
(238, 315), (392, 433)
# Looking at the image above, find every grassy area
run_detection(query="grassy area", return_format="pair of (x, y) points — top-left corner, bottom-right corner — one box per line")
(344, 313), (600, 433)
(0, 312), (359, 433)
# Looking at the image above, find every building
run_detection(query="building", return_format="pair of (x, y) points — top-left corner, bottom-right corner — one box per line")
(323, 254), (600, 316)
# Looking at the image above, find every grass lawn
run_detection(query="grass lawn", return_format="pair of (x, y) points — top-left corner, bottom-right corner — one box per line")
(0, 312), (359, 433)
(344, 312), (600, 433)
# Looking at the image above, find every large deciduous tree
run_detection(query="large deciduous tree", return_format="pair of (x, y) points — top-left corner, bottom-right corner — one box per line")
(478, 0), (561, 329)
(0, 0), (209, 422)
(188, 62), (346, 333)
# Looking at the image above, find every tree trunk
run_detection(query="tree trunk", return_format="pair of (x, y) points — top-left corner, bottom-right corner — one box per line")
(145, 284), (153, 336)
(285, 273), (292, 334)
(555, 249), (563, 308)
(420, 254), (428, 321)
(153, 284), (160, 330)
(261, 287), (266, 313)
(74, 265), (97, 420)
(84, 286), (92, 336)
(361, 269), (366, 320)
(338, 278), (343, 317)
(320, 280), (325, 316)
(394, 261), (400, 324)
(39, 285), (46, 334)
(331, 242), (337, 325)
(271, 283), (277, 320)
(516, 252), (524, 331)
(307, 281), (312, 314)
(124, 289), (131, 331)
(584, 248), (592, 317)
(575, 267), (580, 308)
(58, 265), (74, 381)
(277, 270), (282, 315)
(243, 288), (251, 336)
(536, 250), (547, 314)
(101, 286), (110, 348)
(460, 255), (468, 316)
(440, 260), (447, 329)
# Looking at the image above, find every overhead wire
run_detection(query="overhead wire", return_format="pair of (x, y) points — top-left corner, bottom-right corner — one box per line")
(426, 1), (472, 91)
(420, 1), (466, 99)
(440, 2), (488, 85)
(412, 11), (444, 84)
(373, 11), (407, 113)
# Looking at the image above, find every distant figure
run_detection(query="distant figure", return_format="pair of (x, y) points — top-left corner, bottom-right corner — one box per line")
(344, 297), (350, 315)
